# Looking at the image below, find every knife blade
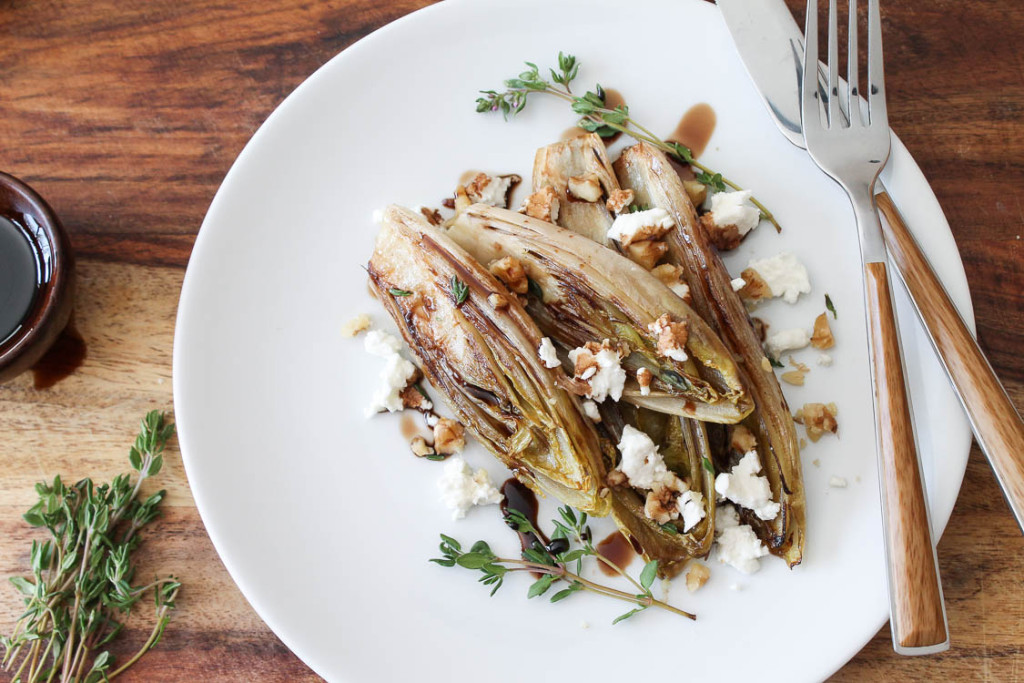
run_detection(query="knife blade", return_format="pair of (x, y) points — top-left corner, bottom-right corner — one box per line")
(716, 0), (1024, 531)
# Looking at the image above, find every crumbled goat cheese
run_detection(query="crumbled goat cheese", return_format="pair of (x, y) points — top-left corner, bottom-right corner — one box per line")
(606, 208), (675, 246)
(714, 505), (769, 574)
(817, 353), (833, 366)
(616, 425), (673, 490)
(730, 277), (747, 292)
(766, 328), (810, 357)
(437, 456), (503, 520)
(679, 490), (707, 532)
(538, 337), (560, 368)
(747, 252), (811, 304)
(364, 330), (416, 416)
(710, 190), (761, 236)
(715, 451), (781, 521)
(372, 208), (385, 224)
(582, 400), (601, 422)
(648, 315), (688, 362)
(568, 346), (626, 402)
(829, 476), (848, 488)
(341, 313), (372, 338)
(473, 175), (513, 207)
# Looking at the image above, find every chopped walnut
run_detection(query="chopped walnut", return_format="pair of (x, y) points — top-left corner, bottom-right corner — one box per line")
(488, 256), (529, 294)
(788, 357), (810, 373)
(433, 418), (466, 455)
(794, 402), (839, 442)
(636, 367), (653, 396)
(644, 479), (685, 524)
(730, 424), (757, 454)
(521, 186), (560, 222)
(487, 293), (509, 309)
(400, 385), (432, 411)
(567, 173), (603, 202)
(780, 371), (805, 386)
(605, 188), (635, 214)
(738, 267), (772, 300)
(410, 436), (435, 457)
(419, 207), (443, 226)
(625, 239), (669, 270)
(812, 458), (821, 467)
(465, 172), (519, 208)
(682, 180), (708, 207)
(651, 263), (683, 286)
(606, 469), (628, 487)
(571, 339), (620, 380)
(341, 314), (371, 338)
(685, 562), (711, 592)
(751, 316), (768, 342)
(648, 314), (689, 362)
(810, 313), (835, 349)
(700, 213), (742, 251)
(800, 438), (808, 449)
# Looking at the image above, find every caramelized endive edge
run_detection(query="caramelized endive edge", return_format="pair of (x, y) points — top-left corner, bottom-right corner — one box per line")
(367, 205), (610, 515)
(614, 143), (805, 566)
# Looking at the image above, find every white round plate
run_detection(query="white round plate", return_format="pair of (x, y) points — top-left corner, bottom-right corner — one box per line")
(173, 1), (973, 680)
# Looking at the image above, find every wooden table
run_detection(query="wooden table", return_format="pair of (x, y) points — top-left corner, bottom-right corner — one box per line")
(0, 0), (1021, 679)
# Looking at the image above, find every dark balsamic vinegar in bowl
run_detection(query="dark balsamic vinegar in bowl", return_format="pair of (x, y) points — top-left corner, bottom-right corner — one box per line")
(0, 215), (42, 344)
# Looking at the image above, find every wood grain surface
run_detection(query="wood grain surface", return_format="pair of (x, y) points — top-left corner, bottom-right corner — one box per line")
(865, 261), (948, 651)
(0, 0), (1021, 680)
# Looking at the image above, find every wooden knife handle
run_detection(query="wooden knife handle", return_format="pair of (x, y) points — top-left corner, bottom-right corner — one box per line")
(865, 260), (949, 652)
(877, 191), (1024, 532)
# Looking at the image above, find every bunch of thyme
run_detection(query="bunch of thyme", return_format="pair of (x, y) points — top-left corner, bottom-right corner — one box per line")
(431, 505), (694, 624)
(1, 411), (181, 682)
(476, 52), (781, 232)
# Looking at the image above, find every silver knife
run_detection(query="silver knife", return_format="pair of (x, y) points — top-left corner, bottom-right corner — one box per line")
(716, 0), (1024, 533)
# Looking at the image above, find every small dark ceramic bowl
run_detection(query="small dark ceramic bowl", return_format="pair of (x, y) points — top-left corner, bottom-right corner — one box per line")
(0, 172), (75, 383)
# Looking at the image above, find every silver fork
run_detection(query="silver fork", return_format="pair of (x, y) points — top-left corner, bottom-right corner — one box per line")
(802, 0), (949, 655)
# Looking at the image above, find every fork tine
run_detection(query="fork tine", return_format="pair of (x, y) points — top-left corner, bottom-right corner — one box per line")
(802, 0), (820, 132)
(827, 0), (840, 127)
(868, 0), (888, 127)
(848, 0), (863, 126)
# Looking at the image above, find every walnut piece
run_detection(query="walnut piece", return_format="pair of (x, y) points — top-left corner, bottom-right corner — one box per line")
(488, 293), (509, 309)
(644, 479), (685, 524)
(521, 186), (560, 222)
(605, 188), (635, 214)
(730, 424), (757, 454)
(341, 314), (371, 338)
(606, 469), (628, 487)
(682, 180), (708, 207)
(418, 207), (443, 226)
(648, 314), (689, 362)
(650, 263), (683, 286)
(410, 436), (435, 457)
(433, 418), (466, 455)
(625, 239), (669, 270)
(400, 385), (432, 411)
(794, 402), (839, 442)
(685, 562), (711, 592)
(567, 173), (603, 202)
(700, 213), (742, 251)
(810, 312), (835, 349)
(738, 267), (772, 300)
(488, 256), (529, 294)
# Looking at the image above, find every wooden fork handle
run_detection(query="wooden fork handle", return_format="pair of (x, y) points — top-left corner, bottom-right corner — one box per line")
(865, 260), (949, 653)
(877, 191), (1024, 531)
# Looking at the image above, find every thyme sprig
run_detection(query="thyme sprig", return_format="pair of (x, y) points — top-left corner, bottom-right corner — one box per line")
(431, 505), (694, 624)
(1, 411), (181, 682)
(476, 52), (781, 232)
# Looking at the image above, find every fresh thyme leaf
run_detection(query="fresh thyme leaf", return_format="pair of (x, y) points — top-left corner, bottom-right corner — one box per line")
(451, 275), (469, 306)
(389, 287), (413, 297)
(639, 560), (658, 590)
(695, 171), (727, 193)
(825, 293), (837, 319)
(660, 522), (679, 535)
(767, 353), (784, 369)
(2, 411), (180, 682)
(549, 583), (582, 603)
(702, 457), (715, 474)
(612, 606), (647, 625)
(527, 574), (556, 599)
(627, 203), (651, 213)
(424, 453), (447, 462)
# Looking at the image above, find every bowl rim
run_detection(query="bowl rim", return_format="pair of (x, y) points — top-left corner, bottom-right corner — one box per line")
(0, 171), (75, 378)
